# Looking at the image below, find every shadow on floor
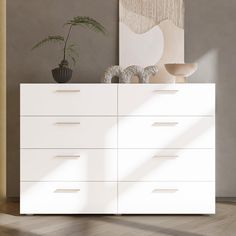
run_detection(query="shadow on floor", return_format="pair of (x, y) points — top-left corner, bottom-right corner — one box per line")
(0, 225), (41, 236)
(96, 216), (205, 236)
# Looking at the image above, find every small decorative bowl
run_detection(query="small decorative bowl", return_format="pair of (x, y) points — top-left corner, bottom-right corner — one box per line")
(165, 63), (198, 83)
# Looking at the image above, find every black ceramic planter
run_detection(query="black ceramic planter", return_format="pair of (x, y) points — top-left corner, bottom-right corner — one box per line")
(52, 60), (73, 83)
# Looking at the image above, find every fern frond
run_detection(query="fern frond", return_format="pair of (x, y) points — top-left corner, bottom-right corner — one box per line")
(32, 35), (65, 50)
(66, 16), (106, 35)
(65, 44), (79, 66)
(68, 54), (78, 66)
(66, 43), (79, 51)
(66, 44), (79, 58)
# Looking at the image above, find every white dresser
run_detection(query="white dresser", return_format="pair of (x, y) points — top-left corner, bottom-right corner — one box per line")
(20, 84), (215, 214)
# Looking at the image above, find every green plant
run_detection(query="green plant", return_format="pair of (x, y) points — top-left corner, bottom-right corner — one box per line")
(32, 16), (106, 66)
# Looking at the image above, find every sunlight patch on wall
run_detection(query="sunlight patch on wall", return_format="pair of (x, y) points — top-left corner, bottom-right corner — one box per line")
(189, 49), (219, 83)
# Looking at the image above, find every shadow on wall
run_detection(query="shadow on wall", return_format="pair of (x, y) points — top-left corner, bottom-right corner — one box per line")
(185, 0), (236, 197)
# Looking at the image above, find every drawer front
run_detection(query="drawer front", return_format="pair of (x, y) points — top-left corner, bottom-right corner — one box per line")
(21, 117), (117, 148)
(21, 149), (117, 181)
(118, 117), (215, 148)
(21, 84), (117, 116)
(118, 84), (215, 116)
(118, 149), (214, 181)
(21, 182), (117, 214)
(118, 182), (215, 214)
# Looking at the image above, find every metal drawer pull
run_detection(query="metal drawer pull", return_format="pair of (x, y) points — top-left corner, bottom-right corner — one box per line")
(55, 90), (80, 93)
(55, 155), (80, 159)
(153, 155), (179, 159)
(54, 189), (80, 193)
(152, 189), (178, 193)
(153, 90), (179, 93)
(152, 122), (178, 126)
(55, 122), (80, 125)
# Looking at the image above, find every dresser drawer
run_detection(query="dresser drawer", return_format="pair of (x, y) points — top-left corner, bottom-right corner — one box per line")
(21, 149), (117, 181)
(21, 84), (117, 116)
(20, 182), (117, 214)
(118, 182), (215, 214)
(21, 117), (117, 148)
(118, 84), (215, 116)
(118, 149), (214, 181)
(118, 117), (215, 148)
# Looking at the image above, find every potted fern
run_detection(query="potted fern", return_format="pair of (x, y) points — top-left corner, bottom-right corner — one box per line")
(32, 16), (106, 83)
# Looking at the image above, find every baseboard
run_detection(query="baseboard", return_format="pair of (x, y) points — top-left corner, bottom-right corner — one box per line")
(6, 197), (19, 202)
(216, 197), (236, 202)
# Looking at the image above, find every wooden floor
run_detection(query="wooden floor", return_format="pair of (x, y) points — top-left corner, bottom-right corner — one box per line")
(0, 201), (236, 236)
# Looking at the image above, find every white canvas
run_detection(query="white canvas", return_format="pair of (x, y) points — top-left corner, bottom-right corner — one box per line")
(119, 0), (185, 83)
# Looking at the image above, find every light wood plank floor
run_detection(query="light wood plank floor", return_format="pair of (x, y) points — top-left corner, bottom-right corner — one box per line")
(0, 201), (236, 236)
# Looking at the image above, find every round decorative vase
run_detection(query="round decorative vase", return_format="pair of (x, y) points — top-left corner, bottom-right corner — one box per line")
(52, 60), (73, 83)
(165, 63), (198, 83)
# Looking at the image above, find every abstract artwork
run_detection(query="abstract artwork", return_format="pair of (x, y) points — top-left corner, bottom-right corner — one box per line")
(119, 0), (185, 82)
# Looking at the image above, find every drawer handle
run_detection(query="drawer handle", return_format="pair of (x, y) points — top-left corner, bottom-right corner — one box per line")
(152, 189), (178, 193)
(153, 90), (179, 93)
(54, 189), (80, 193)
(55, 122), (80, 125)
(152, 122), (179, 127)
(153, 155), (179, 159)
(55, 155), (80, 159)
(55, 90), (80, 93)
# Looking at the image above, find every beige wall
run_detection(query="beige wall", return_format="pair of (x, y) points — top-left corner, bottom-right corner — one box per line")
(185, 0), (236, 197)
(7, 0), (118, 197)
(0, 0), (6, 201)
(6, 0), (236, 197)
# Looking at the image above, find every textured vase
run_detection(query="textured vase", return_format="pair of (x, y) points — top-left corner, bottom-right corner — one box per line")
(52, 60), (73, 83)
